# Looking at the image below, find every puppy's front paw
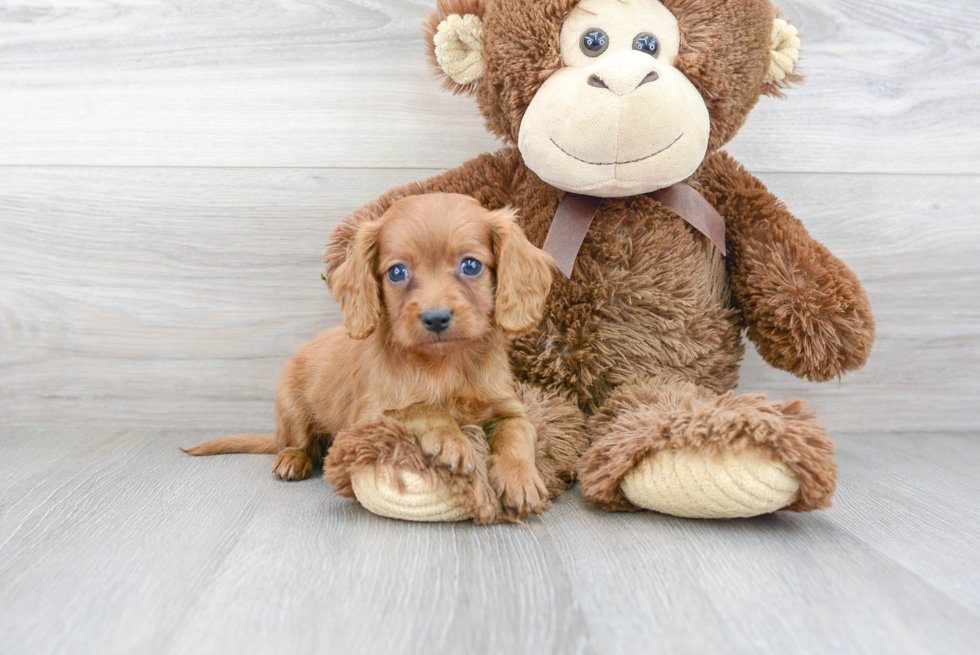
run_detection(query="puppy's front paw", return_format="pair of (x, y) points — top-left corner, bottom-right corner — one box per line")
(489, 457), (551, 519)
(273, 447), (313, 481)
(418, 426), (477, 473)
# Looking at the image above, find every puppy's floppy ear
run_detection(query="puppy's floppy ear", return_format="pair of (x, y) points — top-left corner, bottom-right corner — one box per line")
(326, 220), (383, 339)
(487, 208), (555, 335)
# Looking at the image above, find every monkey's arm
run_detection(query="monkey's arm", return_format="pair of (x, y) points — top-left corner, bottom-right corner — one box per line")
(323, 148), (520, 276)
(696, 151), (875, 382)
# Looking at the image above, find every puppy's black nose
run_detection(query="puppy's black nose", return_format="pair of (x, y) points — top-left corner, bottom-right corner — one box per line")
(421, 308), (453, 333)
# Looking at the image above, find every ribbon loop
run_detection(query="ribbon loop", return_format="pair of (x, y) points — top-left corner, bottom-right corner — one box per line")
(542, 184), (726, 278)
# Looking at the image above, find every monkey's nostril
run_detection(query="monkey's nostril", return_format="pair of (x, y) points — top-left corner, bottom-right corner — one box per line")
(638, 71), (659, 87)
(587, 74), (609, 90)
(420, 308), (453, 333)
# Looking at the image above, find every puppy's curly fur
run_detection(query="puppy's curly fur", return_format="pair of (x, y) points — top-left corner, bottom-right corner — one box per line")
(185, 193), (557, 519)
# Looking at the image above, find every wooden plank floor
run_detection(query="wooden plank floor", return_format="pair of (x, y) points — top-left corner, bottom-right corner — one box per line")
(0, 428), (978, 655)
(2, 0), (979, 652)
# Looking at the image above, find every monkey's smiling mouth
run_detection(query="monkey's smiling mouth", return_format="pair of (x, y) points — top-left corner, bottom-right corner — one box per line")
(550, 132), (684, 166)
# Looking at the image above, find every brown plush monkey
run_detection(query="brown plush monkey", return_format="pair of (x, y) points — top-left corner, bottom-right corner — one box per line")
(321, 0), (874, 521)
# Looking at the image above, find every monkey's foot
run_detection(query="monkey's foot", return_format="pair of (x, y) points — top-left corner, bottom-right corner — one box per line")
(619, 448), (800, 518)
(323, 385), (587, 524)
(350, 466), (471, 522)
(323, 415), (502, 524)
(578, 388), (837, 518)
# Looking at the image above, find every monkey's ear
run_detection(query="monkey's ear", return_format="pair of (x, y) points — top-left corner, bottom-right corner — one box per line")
(326, 220), (383, 339)
(424, 0), (487, 94)
(487, 208), (555, 336)
(764, 17), (802, 96)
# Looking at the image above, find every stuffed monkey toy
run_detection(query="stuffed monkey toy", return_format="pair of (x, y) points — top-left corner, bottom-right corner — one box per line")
(321, 0), (874, 522)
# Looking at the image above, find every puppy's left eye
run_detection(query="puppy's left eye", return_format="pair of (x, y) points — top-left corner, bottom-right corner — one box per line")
(387, 264), (408, 283)
(459, 258), (483, 277)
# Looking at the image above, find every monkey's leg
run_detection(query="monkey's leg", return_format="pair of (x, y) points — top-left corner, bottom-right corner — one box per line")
(577, 377), (836, 518)
(322, 386), (586, 523)
(323, 411), (494, 523)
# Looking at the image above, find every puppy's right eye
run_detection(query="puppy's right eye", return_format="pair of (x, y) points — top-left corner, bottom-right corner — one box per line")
(386, 264), (408, 283)
(459, 257), (483, 277)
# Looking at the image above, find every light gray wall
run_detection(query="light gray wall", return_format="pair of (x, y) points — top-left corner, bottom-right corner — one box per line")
(1, 0), (977, 433)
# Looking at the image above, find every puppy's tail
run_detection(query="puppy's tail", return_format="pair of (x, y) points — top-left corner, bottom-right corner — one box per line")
(181, 433), (278, 456)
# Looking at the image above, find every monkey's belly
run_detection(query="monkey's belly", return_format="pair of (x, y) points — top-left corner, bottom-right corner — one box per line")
(516, 235), (742, 410)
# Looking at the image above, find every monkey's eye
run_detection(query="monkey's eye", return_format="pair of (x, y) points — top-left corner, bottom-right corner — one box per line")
(633, 33), (659, 56)
(459, 257), (484, 277)
(386, 264), (408, 283)
(580, 29), (609, 57)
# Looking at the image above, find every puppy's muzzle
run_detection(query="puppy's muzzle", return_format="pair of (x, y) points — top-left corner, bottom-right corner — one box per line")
(420, 308), (453, 333)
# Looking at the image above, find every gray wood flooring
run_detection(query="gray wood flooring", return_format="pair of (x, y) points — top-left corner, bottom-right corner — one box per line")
(0, 429), (978, 655)
(2, 0), (979, 652)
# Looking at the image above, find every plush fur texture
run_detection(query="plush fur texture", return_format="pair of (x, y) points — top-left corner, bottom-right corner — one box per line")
(698, 151), (875, 381)
(325, 0), (874, 515)
(425, 0), (783, 150)
(325, 415), (503, 524)
(578, 376), (836, 511)
(323, 382), (588, 524)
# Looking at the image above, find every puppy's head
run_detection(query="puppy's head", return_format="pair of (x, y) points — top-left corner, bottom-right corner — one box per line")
(327, 193), (554, 350)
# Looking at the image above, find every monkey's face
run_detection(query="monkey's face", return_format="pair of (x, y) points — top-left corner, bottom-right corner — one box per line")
(426, 0), (792, 187)
(517, 0), (710, 197)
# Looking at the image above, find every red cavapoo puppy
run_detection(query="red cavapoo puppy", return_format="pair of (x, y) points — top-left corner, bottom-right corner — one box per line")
(185, 193), (555, 517)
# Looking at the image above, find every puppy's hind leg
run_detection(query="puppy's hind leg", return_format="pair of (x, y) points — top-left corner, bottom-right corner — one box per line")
(272, 422), (317, 481)
(271, 382), (320, 482)
(273, 449), (313, 481)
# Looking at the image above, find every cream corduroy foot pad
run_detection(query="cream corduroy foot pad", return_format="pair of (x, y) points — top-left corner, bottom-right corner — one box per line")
(351, 466), (471, 522)
(620, 448), (800, 519)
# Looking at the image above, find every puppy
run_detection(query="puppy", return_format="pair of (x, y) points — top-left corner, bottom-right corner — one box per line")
(185, 193), (555, 517)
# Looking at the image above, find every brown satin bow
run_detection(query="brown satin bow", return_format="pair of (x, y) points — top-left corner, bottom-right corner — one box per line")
(542, 183), (727, 278)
